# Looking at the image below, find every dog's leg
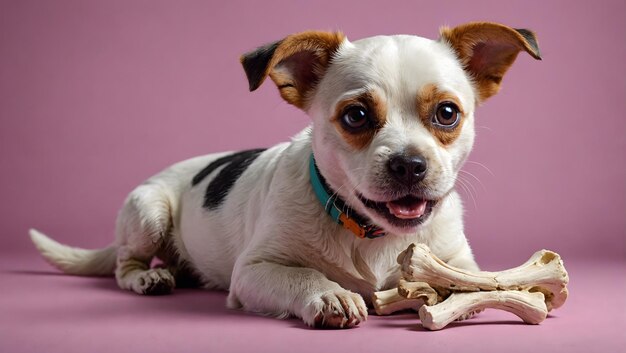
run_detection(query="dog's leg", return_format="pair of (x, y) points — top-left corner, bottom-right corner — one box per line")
(114, 183), (176, 295)
(445, 241), (480, 272)
(228, 262), (368, 328)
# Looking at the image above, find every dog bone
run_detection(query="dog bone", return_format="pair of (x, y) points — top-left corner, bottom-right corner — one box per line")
(419, 290), (548, 331)
(397, 280), (440, 304)
(372, 280), (440, 315)
(372, 288), (424, 316)
(397, 243), (569, 310)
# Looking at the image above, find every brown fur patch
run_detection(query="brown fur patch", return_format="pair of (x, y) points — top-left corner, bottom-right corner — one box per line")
(417, 84), (465, 146)
(241, 31), (345, 110)
(440, 22), (541, 102)
(332, 91), (387, 150)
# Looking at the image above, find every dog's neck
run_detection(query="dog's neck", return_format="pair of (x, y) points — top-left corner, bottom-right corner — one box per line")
(309, 154), (386, 239)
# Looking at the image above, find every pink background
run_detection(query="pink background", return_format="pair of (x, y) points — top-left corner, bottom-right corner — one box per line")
(1, 1), (625, 352)
(1, 0), (625, 262)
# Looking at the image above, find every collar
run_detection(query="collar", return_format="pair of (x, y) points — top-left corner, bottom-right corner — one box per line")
(309, 154), (386, 239)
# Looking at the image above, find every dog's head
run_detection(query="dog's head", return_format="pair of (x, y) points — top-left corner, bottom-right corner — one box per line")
(241, 22), (540, 235)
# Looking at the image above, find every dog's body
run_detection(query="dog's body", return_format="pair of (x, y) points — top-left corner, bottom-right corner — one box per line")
(31, 22), (540, 328)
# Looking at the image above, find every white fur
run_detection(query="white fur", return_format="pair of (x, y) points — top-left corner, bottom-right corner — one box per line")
(31, 32), (485, 328)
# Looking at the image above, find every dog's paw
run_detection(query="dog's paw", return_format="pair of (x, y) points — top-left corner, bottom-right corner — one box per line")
(303, 290), (368, 329)
(131, 268), (176, 295)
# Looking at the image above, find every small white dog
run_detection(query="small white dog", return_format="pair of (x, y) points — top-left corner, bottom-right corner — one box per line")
(31, 22), (540, 328)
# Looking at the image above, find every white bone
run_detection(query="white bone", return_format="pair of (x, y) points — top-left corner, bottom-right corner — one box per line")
(372, 280), (440, 315)
(397, 280), (440, 304)
(419, 290), (548, 330)
(372, 288), (424, 315)
(397, 243), (569, 310)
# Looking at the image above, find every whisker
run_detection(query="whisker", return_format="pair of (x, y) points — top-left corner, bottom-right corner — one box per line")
(343, 181), (365, 218)
(456, 177), (478, 210)
(459, 170), (484, 193)
(326, 181), (348, 211)
(476, 125), (494, 133)
(466, 160), (495, 177)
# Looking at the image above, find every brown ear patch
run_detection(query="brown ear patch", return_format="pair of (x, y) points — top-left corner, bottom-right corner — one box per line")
(332, 91), (387, 150)
(440, 22), (541, 102)
(417, 84), (465, 147)
(240, 31), (345, 109)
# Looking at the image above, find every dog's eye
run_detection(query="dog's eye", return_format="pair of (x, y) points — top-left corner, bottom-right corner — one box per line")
(433, 103), (460, 127)
(341, 106), (370, 131)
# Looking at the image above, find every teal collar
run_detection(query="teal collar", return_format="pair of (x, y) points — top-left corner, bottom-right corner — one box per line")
(309, 154), (386, 239)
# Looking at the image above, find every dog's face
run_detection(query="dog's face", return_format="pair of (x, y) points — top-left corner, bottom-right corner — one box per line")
(242, 23), (540, 235)
(309, 35), (477, 233)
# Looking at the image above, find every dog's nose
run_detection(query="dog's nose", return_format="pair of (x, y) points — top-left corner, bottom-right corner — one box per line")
(387, 154), (427, 185)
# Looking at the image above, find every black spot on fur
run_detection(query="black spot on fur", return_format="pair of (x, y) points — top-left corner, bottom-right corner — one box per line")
(194, 149), (266, 210)
(192, 152), (244, 186)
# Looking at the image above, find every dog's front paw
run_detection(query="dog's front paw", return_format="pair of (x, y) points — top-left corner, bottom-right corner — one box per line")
(303, 290), (368, 329)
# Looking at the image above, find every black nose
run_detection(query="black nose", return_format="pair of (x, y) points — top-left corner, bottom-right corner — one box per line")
(387, 154), (427, 185)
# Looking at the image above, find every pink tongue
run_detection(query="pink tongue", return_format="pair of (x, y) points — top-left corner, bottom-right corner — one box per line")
(386, 199), (427, 219)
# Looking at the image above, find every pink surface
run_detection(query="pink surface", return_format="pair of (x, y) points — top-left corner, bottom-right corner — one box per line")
(2, 255), (625, 353)
(1, 1), (625, 352)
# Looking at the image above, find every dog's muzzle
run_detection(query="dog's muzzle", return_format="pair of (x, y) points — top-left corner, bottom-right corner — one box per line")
(356, 153), (438, 229)
(387, 153), (428, 187)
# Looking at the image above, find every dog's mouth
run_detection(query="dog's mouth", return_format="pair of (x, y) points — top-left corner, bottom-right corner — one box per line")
(358, 194), (437, 228)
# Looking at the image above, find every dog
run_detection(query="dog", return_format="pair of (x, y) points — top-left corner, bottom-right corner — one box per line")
(30, 21), (540, 328)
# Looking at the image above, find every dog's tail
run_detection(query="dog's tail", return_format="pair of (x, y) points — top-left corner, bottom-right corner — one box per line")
(29, 229), (117, 276)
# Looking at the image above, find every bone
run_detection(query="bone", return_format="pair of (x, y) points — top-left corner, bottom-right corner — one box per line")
(397, 280), (440, 305)
(373, 280), (441, 315)
(397, 243), (569, 310)
(372, 288), (424, 316)
(419, 290), (548, 331)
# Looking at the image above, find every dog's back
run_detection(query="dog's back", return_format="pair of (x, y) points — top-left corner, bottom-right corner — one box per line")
(30, 149), (269, 286)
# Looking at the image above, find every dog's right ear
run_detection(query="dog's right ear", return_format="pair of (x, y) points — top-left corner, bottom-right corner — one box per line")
(240, 31), (345, 110)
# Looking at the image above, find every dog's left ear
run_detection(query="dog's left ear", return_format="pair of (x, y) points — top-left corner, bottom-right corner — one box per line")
(240, 31), (345, 110)
(440, 22), (541, 102)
